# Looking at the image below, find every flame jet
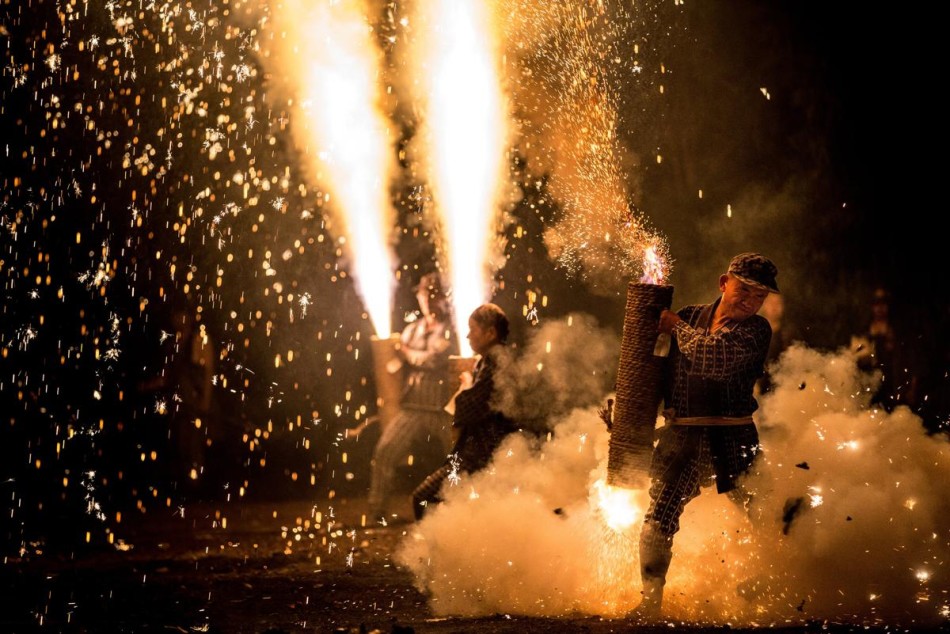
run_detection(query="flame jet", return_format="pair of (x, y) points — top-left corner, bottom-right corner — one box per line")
(406, 0), (511, 355)
(276, 0), (397, 336)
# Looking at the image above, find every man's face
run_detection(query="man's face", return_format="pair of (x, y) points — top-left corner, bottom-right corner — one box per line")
(467, 317), (498, 356)
(719, 274), (770, 322)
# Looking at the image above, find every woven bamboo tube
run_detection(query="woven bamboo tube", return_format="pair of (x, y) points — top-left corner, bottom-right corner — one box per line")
(606, 282), (674, 488)
(371, 334), (403, 428)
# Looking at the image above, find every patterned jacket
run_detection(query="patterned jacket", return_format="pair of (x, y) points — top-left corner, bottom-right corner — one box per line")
(665, 298), (772, 419)
(451, 345), (516, 473)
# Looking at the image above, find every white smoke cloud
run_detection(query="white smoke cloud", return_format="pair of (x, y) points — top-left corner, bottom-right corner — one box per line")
(395, 409), (643, 617)
(395, 342), (949, 626)
(492, 313), (618, 431)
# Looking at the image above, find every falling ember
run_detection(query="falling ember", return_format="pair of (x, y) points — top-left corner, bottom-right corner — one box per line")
(592, 478), (645, 532)
(279, 0), (396, 336)
(409, 0), (510, 354)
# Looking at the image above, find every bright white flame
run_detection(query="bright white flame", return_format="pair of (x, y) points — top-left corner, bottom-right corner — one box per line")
(411, 0), (509, 354)
(592, 479), (645, 532)
(285, 0), (395, 335)
(640, 244), (667, 285)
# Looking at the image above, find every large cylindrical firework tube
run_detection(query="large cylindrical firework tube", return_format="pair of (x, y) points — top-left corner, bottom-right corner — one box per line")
(371, 334), (403, 428)
(607, 283), (674, 488)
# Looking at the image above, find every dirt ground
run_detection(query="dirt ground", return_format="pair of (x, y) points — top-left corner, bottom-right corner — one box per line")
(2, 495), (946, 634)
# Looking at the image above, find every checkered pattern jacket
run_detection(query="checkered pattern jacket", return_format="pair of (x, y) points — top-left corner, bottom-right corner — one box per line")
(665, 299), (772, 418)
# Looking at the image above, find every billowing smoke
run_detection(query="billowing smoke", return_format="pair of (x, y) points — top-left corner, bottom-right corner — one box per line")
(492, 313), (618, 431)
(396, 342), (949, 625)
(670, 343), (949, 624)
(395, 408), (643, 617)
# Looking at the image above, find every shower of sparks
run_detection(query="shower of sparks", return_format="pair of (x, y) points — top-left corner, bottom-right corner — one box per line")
(276, 0), (397, 336)
(298, 292), (312, 318)
(5, 1), (948, 629)
(407, 0), (510, 355)
(502, 2), (670, 290)
(1, 0), (376, 558)
(446, 453), (463, 487)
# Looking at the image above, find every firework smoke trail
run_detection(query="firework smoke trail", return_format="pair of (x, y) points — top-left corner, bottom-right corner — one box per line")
(270, 0), (397, 336)
(403, 0), (510, 354)
(398, 338), (949, 625)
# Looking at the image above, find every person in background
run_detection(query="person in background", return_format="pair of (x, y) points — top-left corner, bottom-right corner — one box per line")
(141, 305), (216, 492)
(366, 273), (455, 523)
(852, 287), (918, 411)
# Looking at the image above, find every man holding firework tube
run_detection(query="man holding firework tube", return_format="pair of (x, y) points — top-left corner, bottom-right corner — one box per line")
(638, 253), (779, 615)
